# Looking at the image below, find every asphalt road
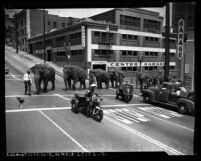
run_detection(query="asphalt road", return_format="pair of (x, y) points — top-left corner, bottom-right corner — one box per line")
(5, 49), (195, 155)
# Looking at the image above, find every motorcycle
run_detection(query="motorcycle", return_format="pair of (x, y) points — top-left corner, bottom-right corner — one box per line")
(71, 92), (104, 122)
(116, 84), (134, 103)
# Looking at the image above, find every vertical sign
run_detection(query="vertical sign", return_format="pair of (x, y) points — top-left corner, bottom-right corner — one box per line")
(177, 19), (184, 60)
(81, 26), (85, 48)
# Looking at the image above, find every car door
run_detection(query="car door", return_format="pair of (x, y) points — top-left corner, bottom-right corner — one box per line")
(156, 85), (169, 103)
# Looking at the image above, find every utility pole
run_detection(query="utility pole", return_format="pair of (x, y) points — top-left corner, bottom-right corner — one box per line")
(14, 12), (18, 54)
(43, 9), (46, 64)
(164, 3), (170, 81)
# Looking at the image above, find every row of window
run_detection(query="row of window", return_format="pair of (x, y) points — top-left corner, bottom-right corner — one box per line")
(121, 66), (175, 71)
(145, 37), (159, 42)
(94, 50), (113, 56)
(70, 32), (81, 39)
(144, 52), (158, 56)
(122, 50), (138, 56)
(122, 34), (138, 41)
(144, 19), (161, 30)
(71, 50), (82, 56)
(120, 15), (140, 27)
(94, 31), (113, 39)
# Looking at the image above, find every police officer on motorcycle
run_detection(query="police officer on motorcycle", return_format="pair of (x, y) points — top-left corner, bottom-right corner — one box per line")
(85, 83), (97, 116)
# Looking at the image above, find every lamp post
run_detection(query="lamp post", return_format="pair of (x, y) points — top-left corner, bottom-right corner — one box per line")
(14, 12), (18, 54)
(64, 42), (71, 65)
(106, 22), (111, 62)
(138, 55), (143, 74)
(43, 9), (46, 64)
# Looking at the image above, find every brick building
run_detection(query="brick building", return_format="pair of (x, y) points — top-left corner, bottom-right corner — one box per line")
(14, 9), (79, 52)
(28, 8), (177, 80)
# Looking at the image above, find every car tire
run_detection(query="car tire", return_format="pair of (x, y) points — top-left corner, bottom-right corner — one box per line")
(143, 94), (150, 103)
(178, 103), (188, 114)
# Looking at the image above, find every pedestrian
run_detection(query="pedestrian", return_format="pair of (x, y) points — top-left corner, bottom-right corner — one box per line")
(89, 73), (97, 86)
(23, 70), (32, 95)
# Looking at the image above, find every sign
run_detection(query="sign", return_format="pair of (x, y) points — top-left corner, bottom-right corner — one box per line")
(177, 19), (184, 60)
(184, 75), (192, 90)
(107, 62), (176, 67)
(185, 64), (190, 73)
(81, 26), (85, 48)
(108, 62), (140, 67)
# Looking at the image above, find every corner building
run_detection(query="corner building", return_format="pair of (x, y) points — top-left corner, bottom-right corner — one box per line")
(28, 8), (177, 80)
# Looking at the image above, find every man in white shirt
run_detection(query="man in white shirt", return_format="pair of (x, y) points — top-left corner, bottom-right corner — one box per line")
(23, 70), (32, 95)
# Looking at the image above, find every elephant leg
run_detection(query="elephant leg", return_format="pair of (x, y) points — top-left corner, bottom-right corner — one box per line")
(106, 81), (109, 89)
(64, 79), (67, 90)
(83, 80), (86, 89)
(51, 78), (55, 90)
(34, 77), (40, 95)
(111, 79), (114, 88)
(68, 79), (71, 89)
(38, 79), (42, 91)
(72, 81), (77, 90)
(43, 80), (48, 92)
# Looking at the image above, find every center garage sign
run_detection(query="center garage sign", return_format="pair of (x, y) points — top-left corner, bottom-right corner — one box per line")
(107, 62), (175, 67)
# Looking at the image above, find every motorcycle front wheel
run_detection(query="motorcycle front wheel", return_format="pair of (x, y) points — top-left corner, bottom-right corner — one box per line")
(93, 108), (103, 122)
(71, 100), (79, 114)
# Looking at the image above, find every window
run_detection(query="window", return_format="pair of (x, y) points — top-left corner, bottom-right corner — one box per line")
(57, 51), (65, 56)
(128, 35), (132, 40)
(145, 52), (149, 56)
(122, 67), (127, 71)
(56, 36), (65, 42)
(133, 35), (138, 40)
(133, 51), (137, 56)
(154, 38), (158, 42)
(62, 23), (65, 28)
(153, 52), (158, 56)
(122, 34), (127, 39)
(94, 31), (101, 38)
(145, 37), (149, 41)
(53, 22), (57, 28)
(127, 51), (132, 56)
(120, 15), (140, 27)
(109, 33), (113, 39)
(94, 50), (100, 55)
(122, 51), (127, 56)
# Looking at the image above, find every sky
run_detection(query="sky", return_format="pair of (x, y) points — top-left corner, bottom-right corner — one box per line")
(5, 7), (170, 26)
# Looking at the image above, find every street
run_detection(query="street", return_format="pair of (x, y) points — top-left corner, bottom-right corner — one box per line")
(5, 49), (195, 155)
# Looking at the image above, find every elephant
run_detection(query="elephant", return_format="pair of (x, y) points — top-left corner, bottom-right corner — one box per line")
(109, 70), (125, 88)
(89, 69), (110, 89)
(63, 65), (87, 90)
(29, 64), (55, 94)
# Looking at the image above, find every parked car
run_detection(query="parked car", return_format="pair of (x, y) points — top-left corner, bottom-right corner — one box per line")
(141, 81), (194, 114)
(5, 64), (9, 74)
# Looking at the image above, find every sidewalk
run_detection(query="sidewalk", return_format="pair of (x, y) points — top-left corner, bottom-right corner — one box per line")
(5, 45), (142, 96)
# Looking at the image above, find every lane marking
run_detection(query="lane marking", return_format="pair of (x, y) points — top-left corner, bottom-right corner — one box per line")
(6, 107), (71, 113)
(9, 72), (22, 81)
(128, 107), (194, 132)
(53, 94), (71, 101)
(104, 115), (184, 155)
(39, 110), (88, 152)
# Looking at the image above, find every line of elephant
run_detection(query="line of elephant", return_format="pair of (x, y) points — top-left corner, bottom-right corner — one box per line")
(29, 64), (125, 95)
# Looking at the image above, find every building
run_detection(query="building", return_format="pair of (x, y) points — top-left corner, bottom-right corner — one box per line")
(5, 14), (15, 45)
(172, 2), (195, 90)
(28, 8), (177, 81)
(14, 9), (79, 52)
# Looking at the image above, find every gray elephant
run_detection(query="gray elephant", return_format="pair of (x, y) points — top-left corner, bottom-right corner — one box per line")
(63, 65), (87, 90)
(89, 69), (110, 89)
(109, 70), (125, 88)
(29, 64), (55, 94)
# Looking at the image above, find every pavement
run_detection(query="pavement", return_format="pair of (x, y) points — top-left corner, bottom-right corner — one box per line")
(5, 45), (142, 96)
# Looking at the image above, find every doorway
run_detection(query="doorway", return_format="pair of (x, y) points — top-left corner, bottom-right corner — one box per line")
(47, 50), (51, 61)
(93, 64), (106, 71)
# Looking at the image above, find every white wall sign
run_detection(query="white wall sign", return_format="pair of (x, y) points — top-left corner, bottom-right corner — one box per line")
(177, 19), (184, 60)
(107, 62), (176, 67)
(81, 26), (85, 48)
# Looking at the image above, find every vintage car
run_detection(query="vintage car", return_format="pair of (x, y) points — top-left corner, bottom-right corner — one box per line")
(141, 81), (195, 114)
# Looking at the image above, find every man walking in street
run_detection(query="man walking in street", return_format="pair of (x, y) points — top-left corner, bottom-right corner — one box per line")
(23, 70), (32, 95)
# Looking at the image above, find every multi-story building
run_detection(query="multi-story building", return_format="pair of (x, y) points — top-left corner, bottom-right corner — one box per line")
(172, 2), (195, 90)
(14, 9), (79, 52)
(28, 8), (177, 81)
(5, 14), (15, 44)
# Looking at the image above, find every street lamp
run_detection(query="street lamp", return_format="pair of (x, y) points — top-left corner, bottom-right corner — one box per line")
(138, 55), (143, 74)
(64, 42), (71, 65)
(43, 9), (46, 64)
